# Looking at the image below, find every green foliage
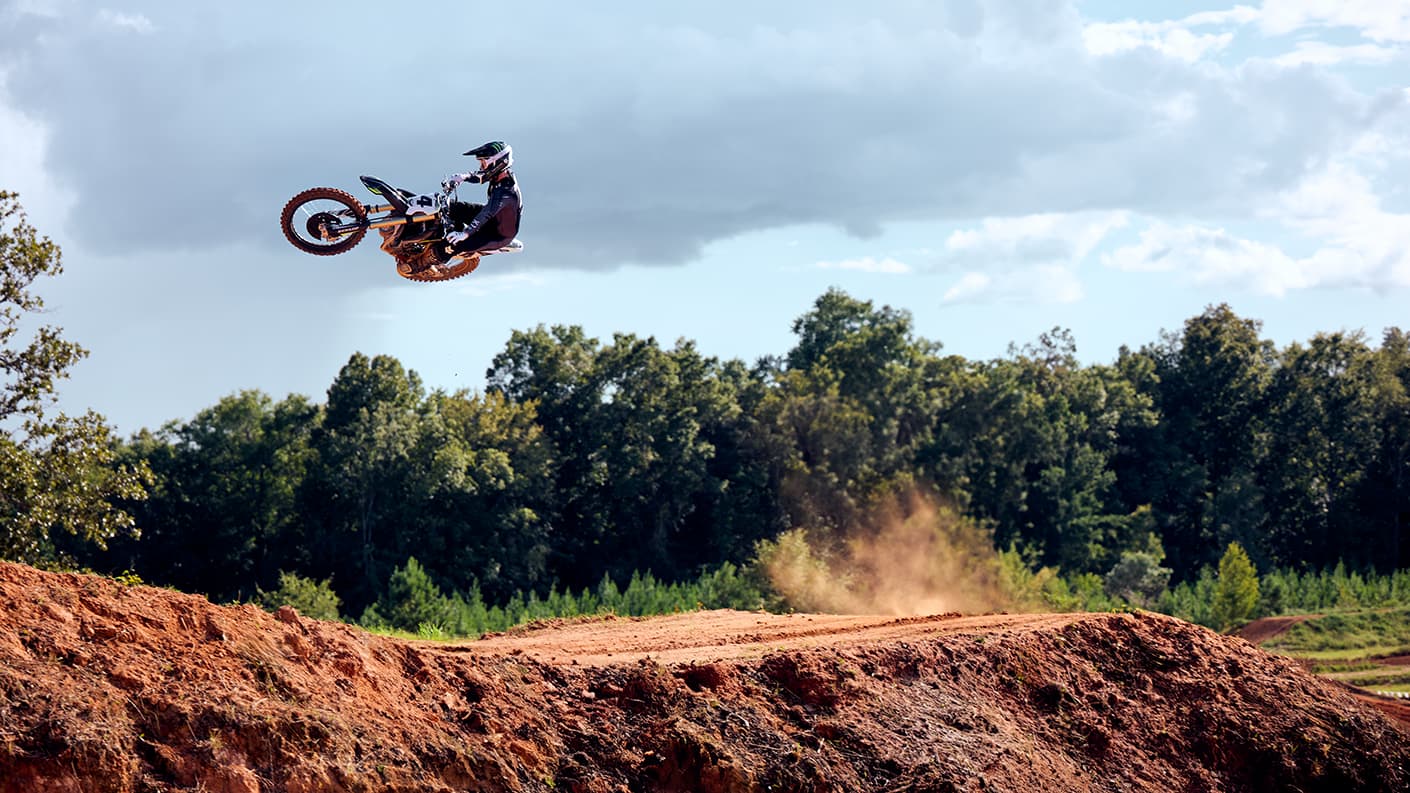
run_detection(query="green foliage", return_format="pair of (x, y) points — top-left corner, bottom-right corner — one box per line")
(0, 191), (150, 565)
(1103, 550), (1172, 608)
(99, 391), (315, 601)
(363, 557), (452, 632)
(1158, 566), (1219, 627)
(997, 546), (1125, 613)
(1264, 607), (1410, 655)
(1154, 563), (1410, 630)
(257, 571), (342, 621)
(1256, 565), (1410, 614)
(1211, 542), (1260, 630)
(1051, 572), (1126, 613)
(38, 282), (1410, 635)
(360, 559), (770, 638)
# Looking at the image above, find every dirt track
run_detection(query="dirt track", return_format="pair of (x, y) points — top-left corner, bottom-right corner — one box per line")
(450, 610), (1100, 666)
(3, 561), (1410, 792)
(1234, 614), (1314, 645)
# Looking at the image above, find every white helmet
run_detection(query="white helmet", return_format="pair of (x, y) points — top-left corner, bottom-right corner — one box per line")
(464, 141), (513, 179)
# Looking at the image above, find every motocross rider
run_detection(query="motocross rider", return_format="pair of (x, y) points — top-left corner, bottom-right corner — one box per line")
(440, 141), (522, 264)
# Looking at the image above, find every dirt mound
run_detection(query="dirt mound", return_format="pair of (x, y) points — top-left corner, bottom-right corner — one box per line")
(2, 561), (1408, 792)
(1235, 614), (1315, 645)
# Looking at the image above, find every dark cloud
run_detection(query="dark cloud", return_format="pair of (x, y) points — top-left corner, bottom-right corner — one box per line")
(0, 0), (1390, 276)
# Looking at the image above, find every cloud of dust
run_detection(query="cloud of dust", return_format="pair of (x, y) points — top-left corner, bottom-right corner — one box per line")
(761, 489), (1011, 616)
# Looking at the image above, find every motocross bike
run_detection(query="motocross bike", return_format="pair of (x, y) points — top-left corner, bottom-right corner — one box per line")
(278, 175), (523, 282)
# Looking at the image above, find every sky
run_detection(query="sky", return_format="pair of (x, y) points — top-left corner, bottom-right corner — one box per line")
(1, 0), (1408, 434)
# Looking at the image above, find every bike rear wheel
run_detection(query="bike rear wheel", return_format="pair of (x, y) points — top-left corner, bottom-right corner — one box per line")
(280, 187), (368, 255)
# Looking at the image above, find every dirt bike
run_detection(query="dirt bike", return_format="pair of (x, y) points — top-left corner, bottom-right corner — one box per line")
(279, 176), (523, 282)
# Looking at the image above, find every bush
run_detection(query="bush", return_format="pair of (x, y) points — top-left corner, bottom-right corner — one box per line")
(363, 557), (452, 632)
(1157, 566), (1218, 627)
(257, 571), (342, 621)
(1103, 551), (1172, 608)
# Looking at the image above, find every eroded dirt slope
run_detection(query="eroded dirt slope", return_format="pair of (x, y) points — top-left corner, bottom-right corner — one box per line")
(1, 561), (1408, 792)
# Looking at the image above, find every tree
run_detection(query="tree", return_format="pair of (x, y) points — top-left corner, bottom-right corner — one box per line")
(1260, 333), (1379, 569)
(770, 290), (946, 540)
(488, 326), (776, 587)
(1103, 550), (1172, 608)
(418, 388), (556, 602)
(1125, 305), (1274, 579)
(1211, 542), (1260, 631)
(1357, 329), (1410, 570)
(92, 391), (317, 600)
(300, 353), (433, 610)
(0, 191), (149, 564)
(364, 557), (451, 632)
(924, 329), (1156, 573)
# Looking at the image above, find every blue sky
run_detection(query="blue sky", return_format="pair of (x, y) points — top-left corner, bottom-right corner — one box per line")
(2, 0), (1408, 433)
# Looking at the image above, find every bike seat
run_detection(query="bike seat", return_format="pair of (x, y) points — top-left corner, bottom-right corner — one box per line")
(359, 175), (413, 211)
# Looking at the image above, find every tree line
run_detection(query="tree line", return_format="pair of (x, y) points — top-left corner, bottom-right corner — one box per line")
(3, 190), (1409, 622)
(65, 292), (1410, 617)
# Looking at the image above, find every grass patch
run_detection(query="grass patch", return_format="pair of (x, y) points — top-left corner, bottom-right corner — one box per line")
(1309, 660), (1382, 674)
(360, 624), (468, 642)
(1263, 607), (1410, 656)
(1342, 670), (1410, 688)
(1270, 645), (1410, 663)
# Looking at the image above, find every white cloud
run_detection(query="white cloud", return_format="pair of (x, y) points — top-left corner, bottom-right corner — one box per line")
(456, 272), (549, 298)
(1271, 161), (1410, 285)
(928, 211), (1124, 304)
(1268, 41), (1401, 66)
(1257, 0), (1410, 43)
(1183, 7), (1263, 27)
(9, 0), (64, 19)
(1083, 20), (1234, 62)
(1087, 2), (1410, 65)
(1104, 222), (1309, 296)
(942, 266), (1084, 304)
(941, 212), (1129, 267)
(943, 272), (991, 302)
(0, 0), (1403, 288)
(95, 10), (154, 34)
(1105, 159), (1410, 295)
(1082, 5), (1259, 62)
(0, 0), (1385, 277)
(814, 256), (911, 274)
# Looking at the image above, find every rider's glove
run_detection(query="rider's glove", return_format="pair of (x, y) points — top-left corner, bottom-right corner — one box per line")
(442, 172), (480, 191)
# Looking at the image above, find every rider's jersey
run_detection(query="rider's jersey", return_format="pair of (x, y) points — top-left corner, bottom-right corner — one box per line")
(460, 173), (522, 250)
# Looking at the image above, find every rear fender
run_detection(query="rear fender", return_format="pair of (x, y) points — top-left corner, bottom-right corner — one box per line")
(359, 176), (410, 210)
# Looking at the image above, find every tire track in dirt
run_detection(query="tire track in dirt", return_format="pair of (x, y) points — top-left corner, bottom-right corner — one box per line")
(435, 609), (1103, 666)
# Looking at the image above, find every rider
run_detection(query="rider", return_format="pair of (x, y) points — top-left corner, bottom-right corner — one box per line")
(440, 141), (522, 265)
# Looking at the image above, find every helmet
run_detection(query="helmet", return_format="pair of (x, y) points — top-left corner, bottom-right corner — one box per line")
(464, 141), (513, 180)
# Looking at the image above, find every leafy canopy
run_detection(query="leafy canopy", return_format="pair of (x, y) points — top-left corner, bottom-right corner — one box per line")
(0, 191), (150, 564)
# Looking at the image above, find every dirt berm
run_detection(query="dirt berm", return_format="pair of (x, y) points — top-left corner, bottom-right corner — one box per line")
(1, 561), (1407, 792)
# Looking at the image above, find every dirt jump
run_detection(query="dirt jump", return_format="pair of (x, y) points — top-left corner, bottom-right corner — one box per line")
(1, 561), (1407, 792)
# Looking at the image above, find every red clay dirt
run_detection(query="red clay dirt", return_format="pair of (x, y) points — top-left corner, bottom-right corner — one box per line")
(1, 561), (1408, 792)
(1233, 614), (1313, 646)
(1235, 615), (1410, 726)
